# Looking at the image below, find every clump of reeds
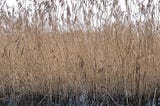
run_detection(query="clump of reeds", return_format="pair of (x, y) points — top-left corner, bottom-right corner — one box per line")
(0, 0), (160, 105)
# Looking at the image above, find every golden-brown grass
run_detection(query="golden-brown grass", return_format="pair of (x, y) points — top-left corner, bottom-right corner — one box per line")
(0, 23), (160, 104)
(0, 0), (160, 105)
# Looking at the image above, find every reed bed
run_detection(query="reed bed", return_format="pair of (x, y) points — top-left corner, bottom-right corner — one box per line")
(0, 0), (160, 105)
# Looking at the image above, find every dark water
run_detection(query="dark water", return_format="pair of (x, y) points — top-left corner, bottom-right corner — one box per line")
(0, 94), (160, 106)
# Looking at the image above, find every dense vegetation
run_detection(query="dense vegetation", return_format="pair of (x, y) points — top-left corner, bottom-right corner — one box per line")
(0, 0), (160, 105)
